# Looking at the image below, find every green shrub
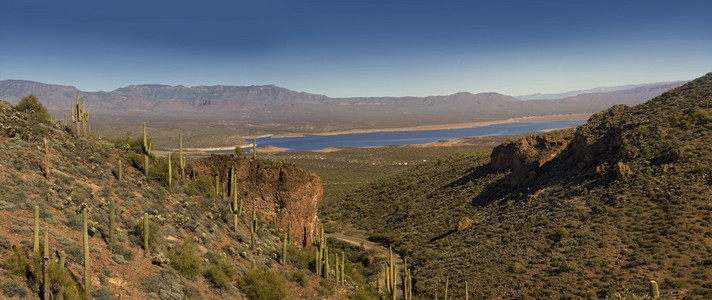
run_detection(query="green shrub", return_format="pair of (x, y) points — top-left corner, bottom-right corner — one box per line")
(167, 240), (202, 278)
(129, 216), (161, 252)
(0, 279), (29, 298)
(48, 259), (83, 299)
(92, 287), (116, 300)
(665, 277), (690, 288)
(183, 284), (204, 300)
(509, 262), (525, 274)
(348, 286), (381, 300)
(554, 227), (570, 241)
(202, 255), (236, 290)
(2, 246), (28, 278)
(0, 234), (10, 250)
(15, 94), (50, 123)
(290, 270), (309, 287)
(238, 267), (287, 300)
(185, 175), (217, 197)
(109, 242), (135, 261)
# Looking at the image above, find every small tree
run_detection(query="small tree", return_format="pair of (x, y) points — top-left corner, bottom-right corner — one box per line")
(234, 146), (245, 157)
(15, 94), (50, 123)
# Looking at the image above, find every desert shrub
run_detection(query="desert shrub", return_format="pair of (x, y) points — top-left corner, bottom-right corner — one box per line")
(510, 262), (525, 274)
(0, 234), (10, 250)
(185, 175), (216, 197)
(15, 94), (50, 123)
(129, 216), (161, 252)
(238, 266), (287, 300)
(286, 244), (313, 269)
(290, 270), (309, 287)
(665, 277), (690, 288)
(554, 227), (570, 241)
(47, 259), (83, 299)
(92, 287), (116, 300)
(348, 286), (381, 300)
(109, 242), (135, 261)
(2, 246), (28, 278)
(0, 279), (29, 298)
(148, 155), (177, 185)
(202, 254), (236, 290)
(167, 239), (202, 278)
(182, 284), (204, 300)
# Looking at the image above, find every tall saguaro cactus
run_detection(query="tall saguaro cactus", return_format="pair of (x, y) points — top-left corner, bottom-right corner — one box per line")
(33, 205), (40, 255)
(109, 199), (115, 246)
(43, 226), (50, 300)
(179, 134), (185, 182)
(281, 232), (287, 265)
(252, 137), (257, 160)
(71, 91), (89, 137)
(143, 213), (149, 253)
(167, 153), (172, 188)
(82, 206), (91, 300)
(250, 203), (257, 249)
(650, 280), (660, 299)
(142, 122), (152, 176)
(44, 138), (50, 179)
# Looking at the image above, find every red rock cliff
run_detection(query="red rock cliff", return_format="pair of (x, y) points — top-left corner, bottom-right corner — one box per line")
(188, 155), (322, 247)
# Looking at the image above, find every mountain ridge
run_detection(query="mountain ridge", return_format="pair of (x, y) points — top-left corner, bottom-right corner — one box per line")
(323, 72), (712, 298)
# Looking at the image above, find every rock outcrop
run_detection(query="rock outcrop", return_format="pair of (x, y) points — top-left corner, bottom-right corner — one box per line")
(490, 134), (569, 170)
(188, 155), (322, 247)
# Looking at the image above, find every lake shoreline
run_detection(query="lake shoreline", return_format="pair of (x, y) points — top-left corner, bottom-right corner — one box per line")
(267, 112), (592, 138)
(169, 113), (590, 154)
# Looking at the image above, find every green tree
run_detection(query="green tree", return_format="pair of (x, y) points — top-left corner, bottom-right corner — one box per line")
(234, 146), (246, 157)
(15, 94), (50, 123)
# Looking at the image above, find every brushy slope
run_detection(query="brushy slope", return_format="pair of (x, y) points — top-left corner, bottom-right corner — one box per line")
(0, 99), (377, 299)
(325, 73), (712, 299)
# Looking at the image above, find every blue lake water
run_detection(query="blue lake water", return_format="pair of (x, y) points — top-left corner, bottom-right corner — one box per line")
(227, 120), (586, 152)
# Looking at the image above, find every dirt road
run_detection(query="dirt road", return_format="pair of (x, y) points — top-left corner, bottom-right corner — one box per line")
(326, 230), (404, 298)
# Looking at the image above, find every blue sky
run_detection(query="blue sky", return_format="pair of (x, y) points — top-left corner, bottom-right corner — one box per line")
(1, 0), (711, 97)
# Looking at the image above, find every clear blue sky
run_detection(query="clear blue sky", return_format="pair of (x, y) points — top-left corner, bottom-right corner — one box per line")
(1, 0), (711, 97)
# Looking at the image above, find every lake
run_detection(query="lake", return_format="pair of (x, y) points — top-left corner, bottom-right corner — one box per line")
(226, 120), (586, 152)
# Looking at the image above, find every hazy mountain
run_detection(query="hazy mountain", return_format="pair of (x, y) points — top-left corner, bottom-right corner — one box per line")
(0, 80), (684, 116)
(515, 81), (685, 100)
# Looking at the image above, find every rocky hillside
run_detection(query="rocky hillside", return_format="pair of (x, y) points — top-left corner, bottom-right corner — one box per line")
(0, 98), (373, 299)
(324, 73), (712, 299)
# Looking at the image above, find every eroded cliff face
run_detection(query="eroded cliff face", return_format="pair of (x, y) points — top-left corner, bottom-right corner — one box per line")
(188, 155), (322, 247)
(491, 134), (570, 170)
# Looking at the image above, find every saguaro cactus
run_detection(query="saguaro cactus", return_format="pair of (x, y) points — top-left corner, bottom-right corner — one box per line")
(465, 281), (468, 300)
(252, 137), (256, 160)
(33, 205), (40, 255)
(109, 199), (115, 246)
(167, 153), (172, 188)
(71, 92), (80, 136)
(80, 98), (89, 135)
(250, 203), (257, 249)
(444, 276), (449, 300)
(143, 213), (149, 253)
(229, 196), (240, 232)
(650, 280), (659, 299)
(214, 174), (219, 198)
(43, 226), (49, 300)
(142, 122), (152, 176)
(82, 206), (91, 300)
(44, 138), (50, 179)
(281, 232), (287, 265)
(179, 134), (185, 182)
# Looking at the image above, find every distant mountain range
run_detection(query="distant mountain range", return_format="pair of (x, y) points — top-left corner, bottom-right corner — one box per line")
(515, 82), (672, 100)
(0, 80), (685, 119)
